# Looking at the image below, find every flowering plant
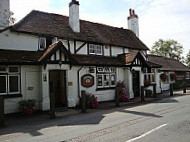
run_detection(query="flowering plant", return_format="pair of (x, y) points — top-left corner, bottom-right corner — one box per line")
(116, 81), (129, 102)
(19, 99), (37, 115)
(170, 73), (177, 81)
(160, 73), (168, 82)
(86, 94), (99, 108)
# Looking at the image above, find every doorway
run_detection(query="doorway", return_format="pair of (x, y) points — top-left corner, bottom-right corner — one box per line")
(49, 70), (67, 108)
(132, 71), (140, 97)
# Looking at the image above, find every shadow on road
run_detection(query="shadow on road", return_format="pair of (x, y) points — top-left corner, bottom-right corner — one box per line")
(119, 110), (162, 118)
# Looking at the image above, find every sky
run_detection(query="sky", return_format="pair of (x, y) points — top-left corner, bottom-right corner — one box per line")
(10, 0), (190, 57)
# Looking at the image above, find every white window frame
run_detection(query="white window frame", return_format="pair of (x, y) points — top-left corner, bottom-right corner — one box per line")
(0, 66), (20, 95)
(0, 65), (7, 73)
(89, 44), (103, 55)
(39, 37), (46, 50)
(0, 75), (7, 95)
(97, 67), (116, 88)
(8, 75), (20, 94)
(8, 66), (20, 74)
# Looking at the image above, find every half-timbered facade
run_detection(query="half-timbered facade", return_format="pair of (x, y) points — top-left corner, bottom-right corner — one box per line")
(0, 0), (154, 114)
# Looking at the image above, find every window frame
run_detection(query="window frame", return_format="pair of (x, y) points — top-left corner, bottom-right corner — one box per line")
(97, 67), (116, 89)
(0, 66), (21, 95)
(39, 37), (46, 50)
(89, 44), (103, 55)
(8, 74), (20, 94)
(0, 75), (7, 95)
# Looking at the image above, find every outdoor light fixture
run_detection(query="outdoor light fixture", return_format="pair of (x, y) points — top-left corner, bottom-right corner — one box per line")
(89, 67), (95, 73)
(58, 60), (62, 68)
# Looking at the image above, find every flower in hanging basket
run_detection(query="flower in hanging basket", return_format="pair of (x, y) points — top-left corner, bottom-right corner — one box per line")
(160, 73), (168, 82)
(170, 73), (177, 81)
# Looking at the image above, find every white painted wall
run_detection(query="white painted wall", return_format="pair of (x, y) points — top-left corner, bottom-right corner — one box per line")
(0, 30), (39, 51)
(112, 46), (123, 56)
(4, 65), (41, 114)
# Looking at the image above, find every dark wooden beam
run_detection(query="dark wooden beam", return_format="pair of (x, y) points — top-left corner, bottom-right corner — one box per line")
(75, 42), (86, 54)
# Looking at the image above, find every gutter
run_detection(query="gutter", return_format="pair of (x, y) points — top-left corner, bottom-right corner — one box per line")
(77, 66), (84, 99)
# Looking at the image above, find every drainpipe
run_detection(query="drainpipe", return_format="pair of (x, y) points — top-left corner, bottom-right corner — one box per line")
(77, 66), (83, 99)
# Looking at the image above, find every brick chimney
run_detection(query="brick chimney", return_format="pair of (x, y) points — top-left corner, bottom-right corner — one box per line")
(0, 0), (10, 30)
(69, 0), (80, 33)
(127, 9), (139, 37)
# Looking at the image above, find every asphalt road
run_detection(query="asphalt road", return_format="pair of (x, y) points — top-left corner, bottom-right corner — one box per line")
(0, 94), (190, 142)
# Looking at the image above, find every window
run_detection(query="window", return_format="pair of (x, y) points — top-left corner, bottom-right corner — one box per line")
(0, 66), (20, 95)
(39, 37), (46, 50)
(97, 67), (116, 88)
(39, 37), (53, 50)
(89, 44), (103, 55)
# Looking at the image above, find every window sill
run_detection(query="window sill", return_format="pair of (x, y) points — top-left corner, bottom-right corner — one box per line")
(0, 94), (22, 99)
(96, 87), (116, 91)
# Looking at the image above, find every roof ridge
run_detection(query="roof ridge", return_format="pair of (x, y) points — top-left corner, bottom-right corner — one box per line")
(28, 10), (132, 32)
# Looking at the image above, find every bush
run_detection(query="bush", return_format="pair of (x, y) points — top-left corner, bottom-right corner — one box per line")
(86, 94), (99, 108)
(19, 99), (37, 115)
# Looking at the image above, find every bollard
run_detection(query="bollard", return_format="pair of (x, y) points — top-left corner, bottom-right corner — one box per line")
(153, 84), (157, 98)
(170, 83), (173, 96)
(81, 90), (86, 113)
(0, 97), (5, 127)
(141, 86), (144, 102)
(183, 81), (186, 93)
(50, 93), (55, 118)
(115, 88), (120, 107)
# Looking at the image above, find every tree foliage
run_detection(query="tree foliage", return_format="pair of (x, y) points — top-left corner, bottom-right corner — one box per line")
(150, 39), (184, 62)
(9, 11), (16, 25)
(186, 50), (190, 68)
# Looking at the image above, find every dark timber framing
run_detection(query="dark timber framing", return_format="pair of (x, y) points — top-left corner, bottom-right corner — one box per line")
(75, 42), (86, 54)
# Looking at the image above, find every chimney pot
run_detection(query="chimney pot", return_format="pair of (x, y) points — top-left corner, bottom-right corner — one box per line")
(129, 9), (132, 16)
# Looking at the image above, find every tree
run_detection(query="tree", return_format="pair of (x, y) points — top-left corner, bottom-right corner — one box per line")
(186, 50), (190, 67)
(9, 11), (16, 25)
(150, 39), (184, 62)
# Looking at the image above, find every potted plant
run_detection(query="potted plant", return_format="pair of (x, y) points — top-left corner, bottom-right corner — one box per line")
(116, 81), (129, 102)
(19, 99), (37, 115)
(86, 94), (99, 108)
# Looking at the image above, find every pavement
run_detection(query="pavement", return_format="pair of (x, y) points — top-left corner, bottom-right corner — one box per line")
(1, 88), (190, 128)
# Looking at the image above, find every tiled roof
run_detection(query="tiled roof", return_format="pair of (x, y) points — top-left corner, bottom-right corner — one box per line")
(0, 49), (43, 64)
(11, 10), (149, 50)
(148, 55), (190, 72)
(71, 54), (124, 67)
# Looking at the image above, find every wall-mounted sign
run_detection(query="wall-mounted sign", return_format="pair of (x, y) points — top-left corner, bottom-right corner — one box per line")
(81, 74), (94, 87)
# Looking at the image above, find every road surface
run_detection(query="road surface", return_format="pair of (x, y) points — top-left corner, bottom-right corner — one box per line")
(0, 94), (190, 142)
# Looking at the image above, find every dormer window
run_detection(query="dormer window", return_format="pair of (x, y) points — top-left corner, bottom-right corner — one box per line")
(39, 37), (53, 50)
(89, 44), (103, 55)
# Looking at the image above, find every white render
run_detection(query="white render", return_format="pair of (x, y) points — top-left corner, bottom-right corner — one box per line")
(128, 18), (139, 37)
(0, 0), (10, 30)
(69, 1), (80, 33)
(0, 30), (39, 51)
